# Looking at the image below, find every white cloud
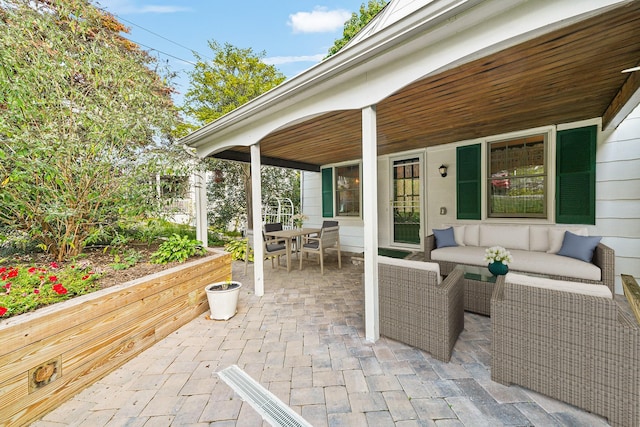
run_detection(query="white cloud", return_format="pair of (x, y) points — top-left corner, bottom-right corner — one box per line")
(93, 0), (190, 14)
(288, 7), (351, 33)
(264, 54), (325, 65)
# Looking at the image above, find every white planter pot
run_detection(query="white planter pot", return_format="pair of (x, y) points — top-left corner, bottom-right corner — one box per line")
(205, 281), (242, 320)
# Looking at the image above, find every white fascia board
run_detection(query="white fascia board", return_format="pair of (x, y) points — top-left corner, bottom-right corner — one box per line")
(182, 0), (632, 159)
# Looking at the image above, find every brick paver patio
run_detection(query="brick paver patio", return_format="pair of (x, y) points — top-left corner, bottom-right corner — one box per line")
(31, 254), (610, 426)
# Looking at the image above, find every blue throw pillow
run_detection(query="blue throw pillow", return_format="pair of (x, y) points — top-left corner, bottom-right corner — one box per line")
(433, 227), (457, 248)
(557, 231), (602, 262)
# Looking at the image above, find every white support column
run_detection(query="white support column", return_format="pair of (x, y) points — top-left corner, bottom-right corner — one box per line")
(362, 105), (379, 342)
(194, 171), (208, 248)
(251, 144), (265, 296)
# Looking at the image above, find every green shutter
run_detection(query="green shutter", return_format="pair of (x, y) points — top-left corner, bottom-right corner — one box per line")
(457, 144), (481, 220)
(556, 126), (597, 224)
(321, 168), (333, 218)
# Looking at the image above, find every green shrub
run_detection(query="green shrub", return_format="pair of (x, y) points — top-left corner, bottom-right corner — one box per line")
(150, 234), (207, 264)
(110, 249), (143, 271)
(224, 238), (251, 261)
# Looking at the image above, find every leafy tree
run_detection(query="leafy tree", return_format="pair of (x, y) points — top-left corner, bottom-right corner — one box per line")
(178, 41), (287, 136)
(0, 0), (183, 260)
(181, 41), (299, 230)
(207, 160), (300, 231)
(326, 0), (389, 57)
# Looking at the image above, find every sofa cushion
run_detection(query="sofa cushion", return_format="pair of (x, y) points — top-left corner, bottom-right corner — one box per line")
(557, 231), (602, 262)
(431, 247), (602, 281)
(378, 256), (441, 284)
(529, 226), (550, 252)
(547, 227), (588, 254)
(479, 225), (529, 250)
(505, 272), (612, 298)
(452, 225), (466, 246)
(433, 227), (457, 248)
(464, 224), (480, 246)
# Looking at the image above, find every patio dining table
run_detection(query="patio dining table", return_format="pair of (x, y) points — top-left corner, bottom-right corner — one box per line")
(264, 227), (321, 272)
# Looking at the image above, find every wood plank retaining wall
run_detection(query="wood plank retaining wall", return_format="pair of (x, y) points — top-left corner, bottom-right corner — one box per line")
(0, 250), (231, 426)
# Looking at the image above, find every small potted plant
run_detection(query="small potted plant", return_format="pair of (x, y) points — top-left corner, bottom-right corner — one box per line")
(205, 279), (242, 320)
(292, 213), (308, 229)
(484, 246), (513, 276)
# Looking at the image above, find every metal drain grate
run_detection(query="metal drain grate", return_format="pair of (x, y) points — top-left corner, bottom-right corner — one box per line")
(218, 365), (313, 427)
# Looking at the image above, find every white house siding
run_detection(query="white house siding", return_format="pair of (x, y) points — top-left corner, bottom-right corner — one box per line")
(302, 110), (640, 294)
(301, 170), (364, 255)
(598, 104), (640, 292)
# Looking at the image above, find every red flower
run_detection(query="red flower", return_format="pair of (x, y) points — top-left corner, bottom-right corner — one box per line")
(49, 276), (58, 282)
(28, 267), (37, 274)
(49, 262), (59, 269)
(0, 267), (6, 274)
(34, 289), (40, 294)
(82, 275), (89, 280)
(0, 307), (7, 316)
(7, 269), (18, 279)
(53, 284), (67, 295)
(4, 283), (10, 289)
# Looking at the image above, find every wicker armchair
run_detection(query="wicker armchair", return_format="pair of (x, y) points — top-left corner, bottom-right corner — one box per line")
(378, 257), (464, 362)
(491, 274), (640, 427)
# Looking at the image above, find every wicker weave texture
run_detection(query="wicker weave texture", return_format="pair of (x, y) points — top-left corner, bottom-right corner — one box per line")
(463, 276), (494, 316)
(378, 264), (464, 362)
(491, 275), (640, 427)
(425, 234), (616, 293)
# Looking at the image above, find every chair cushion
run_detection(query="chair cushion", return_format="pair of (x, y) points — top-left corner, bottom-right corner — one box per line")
(303, 241), (319, 249)
(264, 223), (283, 232)
(266, 243), (286, 252)
(433, 227), (457, 248)
(378, 256), (441, 284)
(557, 231), (602, 262)
(505, 272), (612, 298)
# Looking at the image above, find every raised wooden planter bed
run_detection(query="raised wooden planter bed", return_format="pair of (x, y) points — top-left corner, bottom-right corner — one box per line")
(0, 249), (231, 426)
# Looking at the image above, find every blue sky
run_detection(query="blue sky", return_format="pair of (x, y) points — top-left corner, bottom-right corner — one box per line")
(93, 0), (368, 105)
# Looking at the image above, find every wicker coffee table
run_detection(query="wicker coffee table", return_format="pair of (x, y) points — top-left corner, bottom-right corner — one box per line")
(456, 265), (499, 316)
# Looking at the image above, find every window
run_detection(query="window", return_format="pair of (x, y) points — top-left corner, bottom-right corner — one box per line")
(487, 134), (547, 218)
(335, 164), (360, 216)
(321, 164), (361, 217)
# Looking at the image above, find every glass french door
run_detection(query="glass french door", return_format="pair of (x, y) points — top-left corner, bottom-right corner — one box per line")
(392, 157), (421, 245)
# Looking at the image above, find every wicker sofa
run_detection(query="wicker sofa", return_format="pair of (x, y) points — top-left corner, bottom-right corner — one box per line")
(491, 273), (640, 427)
(425, 224), (615, 293)
(378, 256), (464, 362)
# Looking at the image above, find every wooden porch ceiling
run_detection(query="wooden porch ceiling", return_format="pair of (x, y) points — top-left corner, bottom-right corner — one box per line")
(216, 2), (640, 169)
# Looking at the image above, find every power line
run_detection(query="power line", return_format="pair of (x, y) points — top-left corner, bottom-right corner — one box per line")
(124, 36), (198, 66)
(93, 3), (211, 64)
(116, 14), (213, 62)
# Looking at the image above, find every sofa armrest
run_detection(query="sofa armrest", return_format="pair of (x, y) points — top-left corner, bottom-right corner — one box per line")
(593, 242), (615, 294)
(425, 234), (436, 261)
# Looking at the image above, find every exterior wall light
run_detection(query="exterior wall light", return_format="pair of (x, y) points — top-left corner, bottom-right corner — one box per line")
(439, 164), (448, 177)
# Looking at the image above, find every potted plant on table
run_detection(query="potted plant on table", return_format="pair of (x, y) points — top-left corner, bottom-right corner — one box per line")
(484, 246), (513, 276)
(292, 213), (308, 229)
(205, 279), (242, 320)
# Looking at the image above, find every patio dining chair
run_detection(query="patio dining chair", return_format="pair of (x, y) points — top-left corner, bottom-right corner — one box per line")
(244, 229), (288, 274)
(298, 225), (341, 275)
